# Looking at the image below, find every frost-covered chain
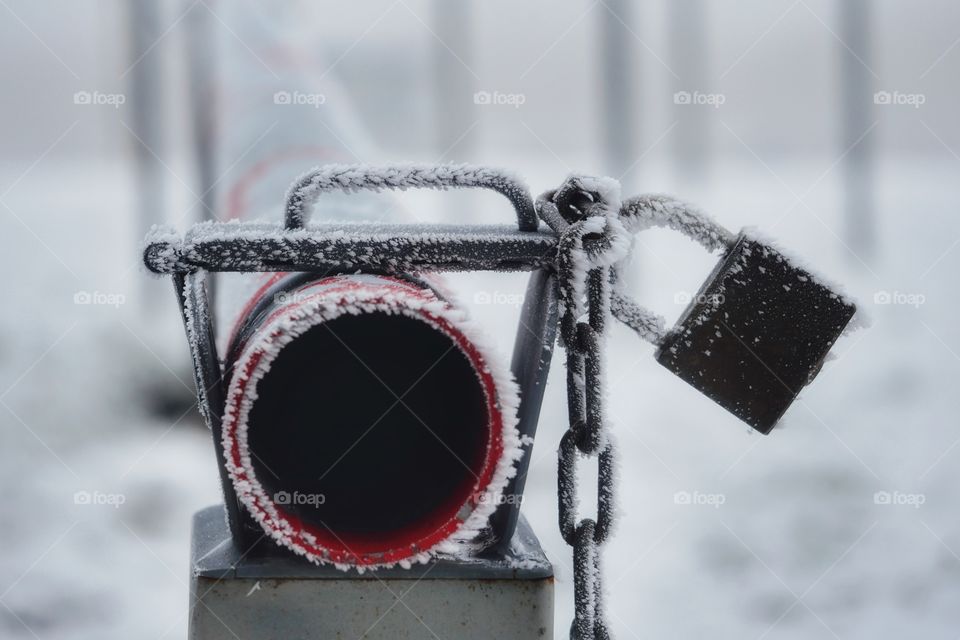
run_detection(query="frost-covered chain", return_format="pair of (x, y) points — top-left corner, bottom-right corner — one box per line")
(540, 176), (733, 639)
(539, 176), (625, 640)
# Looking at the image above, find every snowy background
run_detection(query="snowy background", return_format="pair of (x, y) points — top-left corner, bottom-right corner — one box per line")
(1, 0), (959, 638)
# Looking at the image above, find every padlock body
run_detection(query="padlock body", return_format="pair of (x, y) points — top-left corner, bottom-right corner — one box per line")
(656, 233), (856, 434)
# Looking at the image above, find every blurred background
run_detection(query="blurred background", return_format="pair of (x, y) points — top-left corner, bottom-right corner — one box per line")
(1, 0), (958, 638)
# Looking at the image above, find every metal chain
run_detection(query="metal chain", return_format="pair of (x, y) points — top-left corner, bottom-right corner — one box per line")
(540, 177), (723, 639)
(539, 177), (623, 639)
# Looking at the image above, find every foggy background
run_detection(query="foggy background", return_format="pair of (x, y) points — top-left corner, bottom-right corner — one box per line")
(1, 0), (958, 638)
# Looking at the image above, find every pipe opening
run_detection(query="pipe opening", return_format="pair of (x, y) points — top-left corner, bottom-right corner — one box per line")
(247, 312), (490, 550)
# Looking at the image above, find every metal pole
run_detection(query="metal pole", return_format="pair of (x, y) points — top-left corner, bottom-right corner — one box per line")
(599, 0), (637, 190)
(185, 0), (218, 223)
(840, 0), (875, 261)
(432, 1), (475, 154)
(669, 0), (708, 184)
(127, 0), (166, 233)
(126, 0), (173, 322)
(431, 0), (476, 223)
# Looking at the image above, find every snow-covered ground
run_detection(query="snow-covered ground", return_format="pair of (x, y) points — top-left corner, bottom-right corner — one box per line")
(1, 153), (958, 639)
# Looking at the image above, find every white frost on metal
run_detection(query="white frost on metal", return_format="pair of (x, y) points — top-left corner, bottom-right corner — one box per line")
(619, 193), (736, 253)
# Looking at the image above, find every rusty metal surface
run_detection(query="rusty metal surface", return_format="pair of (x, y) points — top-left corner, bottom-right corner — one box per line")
(189, 505), (554, 639)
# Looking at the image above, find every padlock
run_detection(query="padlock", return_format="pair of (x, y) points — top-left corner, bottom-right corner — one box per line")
(656, 232), (856, 434)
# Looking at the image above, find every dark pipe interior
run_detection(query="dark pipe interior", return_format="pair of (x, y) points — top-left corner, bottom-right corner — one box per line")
(247, 312), (490, 546)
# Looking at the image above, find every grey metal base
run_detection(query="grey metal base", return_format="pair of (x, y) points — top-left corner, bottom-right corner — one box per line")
(188, 505), (554, 639)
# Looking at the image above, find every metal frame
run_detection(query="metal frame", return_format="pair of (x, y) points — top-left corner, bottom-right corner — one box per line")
(145, 203), (562, 555)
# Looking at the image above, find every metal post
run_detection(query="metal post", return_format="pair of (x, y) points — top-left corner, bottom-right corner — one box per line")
(840, 0), (875, 261)
(127, 0), (166, 233)
(432, 0), (476, 160)
(669, 0), (708, 184)
(185, 0), (218, 222)
(127, 0), (168, 318)
(189, 505), (554, 640)
(599, 0), (637, 190)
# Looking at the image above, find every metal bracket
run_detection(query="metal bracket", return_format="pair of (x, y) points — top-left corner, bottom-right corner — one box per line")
(144, 222), (558, 275)
(150, 219), (562, 554)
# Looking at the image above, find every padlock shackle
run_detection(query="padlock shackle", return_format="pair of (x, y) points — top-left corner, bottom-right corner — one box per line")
(535, 184), (737, 347)
(613, 194), (736, 344)
(619, 194), (736, 253)
(284, 163), (539, 232)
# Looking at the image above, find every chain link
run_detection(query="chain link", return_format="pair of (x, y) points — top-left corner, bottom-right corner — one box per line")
(541, 177), (623, 639)
(558, 283), (616, 638)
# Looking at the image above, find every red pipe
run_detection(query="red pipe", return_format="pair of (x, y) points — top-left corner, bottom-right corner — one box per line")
(220, 274), (521, 568)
